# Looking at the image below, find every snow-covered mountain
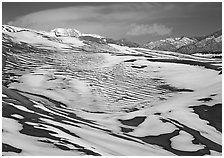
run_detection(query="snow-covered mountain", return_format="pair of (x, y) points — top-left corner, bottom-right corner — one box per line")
(51, 28), (105, 39)
(143, 37), (197, 51)
(2, 25), (141, 48)
(51, 28), (82, 37)
(178, 32), (222, 54)
(143, 30), (222, 54)
(105, 38), (140, 47)
(2, 25), (222, 156)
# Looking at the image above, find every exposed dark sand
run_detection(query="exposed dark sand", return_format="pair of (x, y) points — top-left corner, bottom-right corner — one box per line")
(167, 118), (222, 152)
(190, 104), (222, 132)
(124, 59), (137, 63)
(135, 130), (210, 156)
(131, 65), (147, 69)
(2, 88), (102, 155)
(119, 116), (147, 127)
(120, 127), (134, 133)
(197, 97), (213, 102)
(2, 86), (33, 106)
(158, 84), (194, 92)
(2, 143), (22, 154)
(146, 58), (221, 71)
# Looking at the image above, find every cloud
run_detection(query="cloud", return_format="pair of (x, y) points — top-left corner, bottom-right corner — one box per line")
(7, 6), (99, 30)
(6, 4), (161, 39)
(6, 2), (215, 43)
(7, 3), (184, 32)
(126, 23), (173, 36)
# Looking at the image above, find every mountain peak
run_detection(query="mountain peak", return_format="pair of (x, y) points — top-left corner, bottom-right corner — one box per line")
(51, 28), (82, 37)
(50, 28), (106, 39)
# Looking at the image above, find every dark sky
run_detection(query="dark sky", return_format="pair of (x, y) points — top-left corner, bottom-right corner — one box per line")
(2, 2), (222, 44)
(2, 2), (111, 24)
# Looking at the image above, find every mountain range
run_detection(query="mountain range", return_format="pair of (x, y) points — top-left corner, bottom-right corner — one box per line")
(2, 25), (222, 55)
(143, 30), (222, 54)
(49, 27), (222, 54)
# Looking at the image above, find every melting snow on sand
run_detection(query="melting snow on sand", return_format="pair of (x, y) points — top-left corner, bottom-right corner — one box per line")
(3, 52), (222, 156)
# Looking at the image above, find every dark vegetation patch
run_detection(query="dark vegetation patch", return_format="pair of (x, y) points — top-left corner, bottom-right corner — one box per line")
(2, 143), (22, 153)
(118, 116), (146, 127)
(158, 84), (194, 92)
(190, 103), (222, 132)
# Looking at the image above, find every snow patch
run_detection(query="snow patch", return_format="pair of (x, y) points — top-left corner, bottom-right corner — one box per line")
(11, 114), (24, 119)
(170, 130), (205, 151)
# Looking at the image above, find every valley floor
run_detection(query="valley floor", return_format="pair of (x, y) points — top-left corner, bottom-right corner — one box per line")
(2, 50), (222, 156)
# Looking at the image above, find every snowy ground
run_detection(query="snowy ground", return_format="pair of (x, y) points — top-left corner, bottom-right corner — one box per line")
(2, 28), (222, 156)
